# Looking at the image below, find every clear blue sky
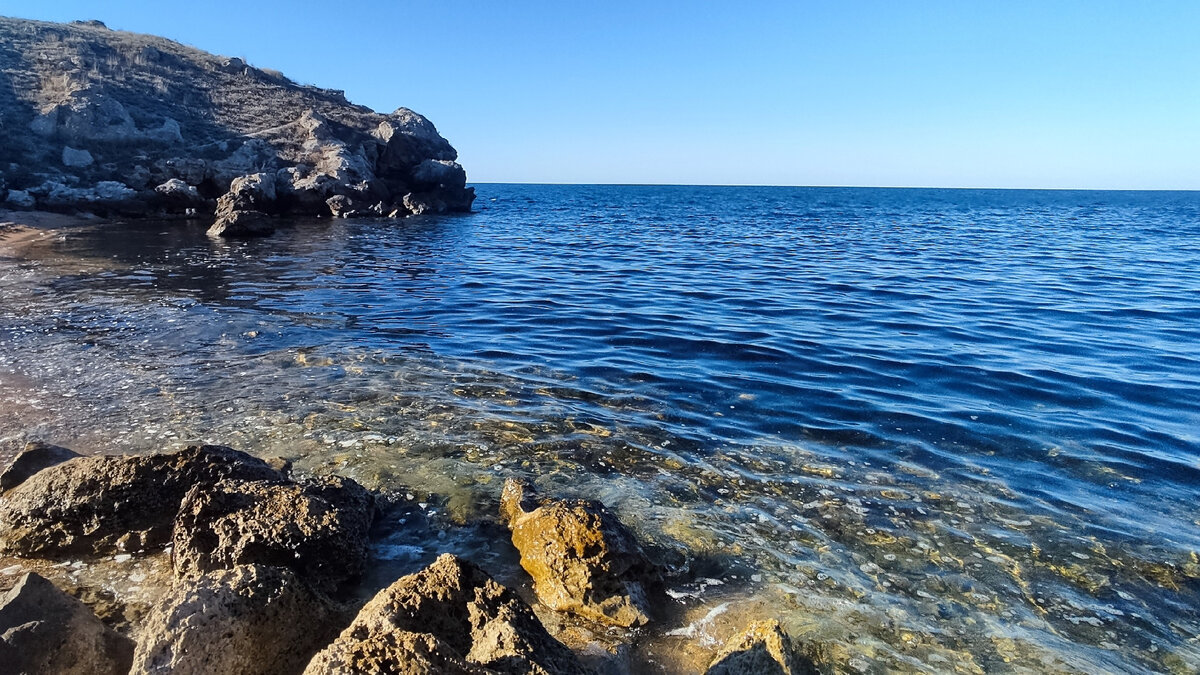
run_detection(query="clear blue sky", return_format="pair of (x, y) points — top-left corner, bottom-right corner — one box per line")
(3, 1), (1198, 189)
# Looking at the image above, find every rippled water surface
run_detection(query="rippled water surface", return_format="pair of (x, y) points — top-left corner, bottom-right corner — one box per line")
(2, 186), (1199, 672)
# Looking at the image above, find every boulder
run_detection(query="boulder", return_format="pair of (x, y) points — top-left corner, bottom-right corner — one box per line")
(0, 572), (134, 675)
(500, 479), (660, 628)
(0, 440), (80, 492)
(218, 172), (277, 213)
(134, 564), (337, 675)
(4, 189), (35, 209)
(0, 445), (283, 557)
(410, 159), (467, 190)
(61, 146), (94, 168)
(326, 194), (353, 218)
(172, 476), (374, 592)
(152, 178), (204, 213)
(207, 209), (274, 237)
(706, 620), (821, 675)
(304, 553), (586, 675)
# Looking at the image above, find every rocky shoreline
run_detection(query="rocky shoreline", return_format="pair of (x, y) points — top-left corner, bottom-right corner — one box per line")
(0, 441), (830, 674)
(0, 17), (474, 239)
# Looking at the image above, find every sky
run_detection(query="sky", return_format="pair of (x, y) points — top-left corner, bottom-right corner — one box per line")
(2, 1), (1198, 189)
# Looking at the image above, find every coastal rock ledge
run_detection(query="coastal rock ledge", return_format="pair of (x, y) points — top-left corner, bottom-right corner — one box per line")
(0, 17), (474, 235)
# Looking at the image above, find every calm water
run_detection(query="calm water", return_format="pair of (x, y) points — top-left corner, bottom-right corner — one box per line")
(2, 185), (1199, 672)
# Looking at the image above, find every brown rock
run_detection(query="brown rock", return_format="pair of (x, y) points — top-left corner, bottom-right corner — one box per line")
(0, 445), (283, 557)
(134, 564), (338, 675)
(500, 478), (660, 628)
(0, 572), (134, 675)
(0, 441), (80, 492)
(706, 620), (821, 675)
(304, 553), (587, 675)
(171, 476), (374, 592)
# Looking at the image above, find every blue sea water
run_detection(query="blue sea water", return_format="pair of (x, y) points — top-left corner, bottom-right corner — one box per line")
(2, 185), (1199, 672)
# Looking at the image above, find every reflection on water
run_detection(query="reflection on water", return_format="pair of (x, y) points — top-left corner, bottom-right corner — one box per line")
(2, 186), (1199, 672)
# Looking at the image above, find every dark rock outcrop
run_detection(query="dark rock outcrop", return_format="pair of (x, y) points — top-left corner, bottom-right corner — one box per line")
(0, 572), (134, 675)
(0, 441), (80, 492)
(172, 476), (374, 592)
(706, 620), (822, 675)
(0, 445), (282, 557)
(0, 17), (473, 225)
(304, 553), (587, 675)
(134, 564), (338, 675)
(500, 478), (661, 628)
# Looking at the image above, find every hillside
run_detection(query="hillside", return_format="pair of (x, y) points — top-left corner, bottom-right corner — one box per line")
(0, 17), (473, 235)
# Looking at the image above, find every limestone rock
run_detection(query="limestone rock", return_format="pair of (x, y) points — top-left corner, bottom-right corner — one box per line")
(0, 441), (80, 492)
(207, 208), (274, 237)
(152, 178), (204, 213)
(0, 445), (283, 557)
(218, 172), (277, 212)
(61, 146), (94, 167)
(500, 478), (660, 628)
(326, 194), (353, 217)
(134, 564), (337, 675)
(706, 620), (821, 675)
(172, 476), (374, 592)
(304, 553), (587, 675)
(411, 159), (467, 190)
(0, 572), (134, 675)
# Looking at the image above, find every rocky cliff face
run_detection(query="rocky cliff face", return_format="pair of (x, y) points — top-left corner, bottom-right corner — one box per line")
(0, 17), (474, 235)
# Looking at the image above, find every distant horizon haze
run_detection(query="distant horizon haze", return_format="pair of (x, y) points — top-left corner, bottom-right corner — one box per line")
(2, 2), (1197, 191)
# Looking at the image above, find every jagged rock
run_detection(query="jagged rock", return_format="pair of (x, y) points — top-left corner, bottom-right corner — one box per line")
(0, 445), (283, 557)
(706, 620), (821, 675)
(0, 441), (80, 492)
(0, 572), (134, 675)
(134, 564), (338, 675)
(304, 553), (587, 675)
(172, 476), (374, 592)
(152, 178), (203, 213)
(0, 17), (473, 222)
(500, 478), (660, 628)
(61, 146), (94, 167)
(218, 172), (277, 212)
(326, 194), (353, 217)
(31, 179), (144, 214)
(207, 209), (273, 237)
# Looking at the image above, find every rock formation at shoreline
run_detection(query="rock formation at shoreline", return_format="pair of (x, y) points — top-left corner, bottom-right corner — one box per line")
(0, 17), (474, 235)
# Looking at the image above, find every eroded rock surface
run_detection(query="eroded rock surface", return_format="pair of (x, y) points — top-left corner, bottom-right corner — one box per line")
(0, 572), (134, 675)
(0, 445), (282, 557)
(134, 564), (338, 675)
(172, 476), (374, 592)
(305, 553), (587, 675)
(0, 17), (473, 223)
(500, 478), (660, 628)
(706, 620), (822, 675)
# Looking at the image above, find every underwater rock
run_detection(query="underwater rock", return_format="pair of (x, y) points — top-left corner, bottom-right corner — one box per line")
(0, 445), (283, 557)
(0, 572), (134, 675)
(706, 620), (821, 675)
(172, 475), (374, 592)
(0, 440), (80, 492)
(499, 478), (660, 628)
(134, 564), (338, 675)
(304, 553), (586, 675)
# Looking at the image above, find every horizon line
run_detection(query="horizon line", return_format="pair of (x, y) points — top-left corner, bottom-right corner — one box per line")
(467, 181), (1200, 193)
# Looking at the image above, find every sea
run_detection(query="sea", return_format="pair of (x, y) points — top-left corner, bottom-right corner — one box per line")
(1, 185), (1198, 672)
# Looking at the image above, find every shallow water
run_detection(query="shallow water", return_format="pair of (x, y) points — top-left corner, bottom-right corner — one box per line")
(2, 186), (1199, 672)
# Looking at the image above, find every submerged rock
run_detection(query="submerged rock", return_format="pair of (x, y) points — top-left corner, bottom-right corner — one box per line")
(0, 441), (80, 492)
(500, 478), (660, 628)
(172, 476), (374, 592)
(207, 208), (274, 237)
(0, 445), (283, 557)
(706, 620), (821, 675)
(0, 572), (134, 675)
(134, 564), (338, 675)
(305, 553), (586, 675)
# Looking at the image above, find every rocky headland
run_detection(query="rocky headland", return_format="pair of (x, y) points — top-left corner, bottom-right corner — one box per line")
(0, 441), (832, 674)
(0, 17), (474, 237)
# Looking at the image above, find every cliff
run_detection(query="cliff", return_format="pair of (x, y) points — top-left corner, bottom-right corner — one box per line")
(0, 17), (474, 236)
